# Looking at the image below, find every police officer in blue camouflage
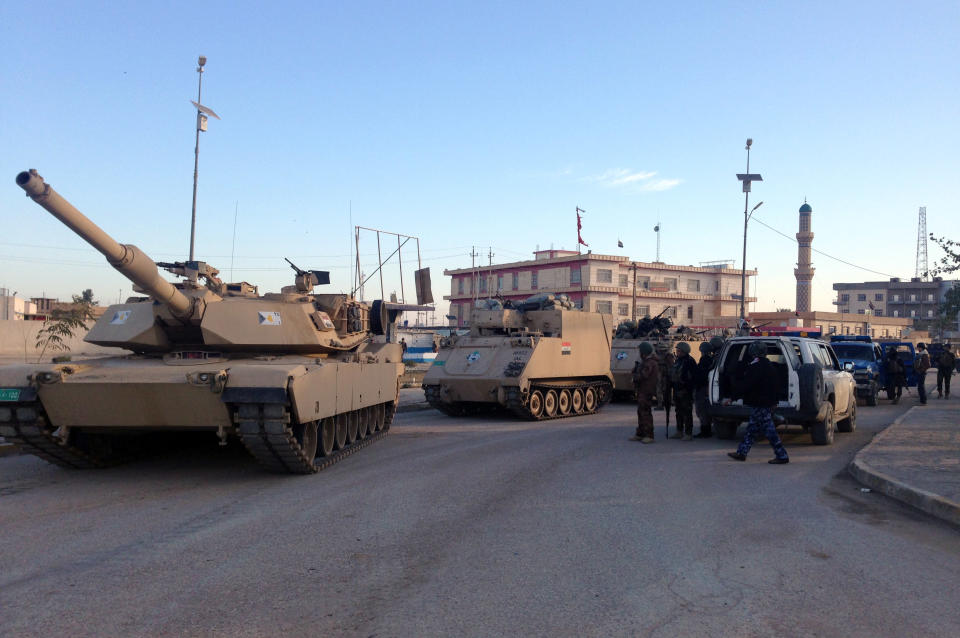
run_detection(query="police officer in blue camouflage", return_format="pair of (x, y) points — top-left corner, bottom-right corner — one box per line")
(727, 341), (789, 464)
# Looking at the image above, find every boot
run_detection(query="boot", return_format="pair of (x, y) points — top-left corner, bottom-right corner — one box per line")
(641, 437), (654, 444)
(670, 431), (684, 439)
(727, 452), (746, 461)
(768, 457), (789, 464)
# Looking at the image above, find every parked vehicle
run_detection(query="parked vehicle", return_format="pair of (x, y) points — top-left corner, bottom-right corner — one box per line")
(830, 335), (884, 406)
(708, 336), (856, 445)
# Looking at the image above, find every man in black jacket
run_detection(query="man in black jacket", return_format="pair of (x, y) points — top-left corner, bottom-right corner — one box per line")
(728, 341), (789, 464)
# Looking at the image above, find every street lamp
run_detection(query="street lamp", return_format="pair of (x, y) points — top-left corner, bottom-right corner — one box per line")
(737, 138), (763, 324)
(188, 55), (220, 262)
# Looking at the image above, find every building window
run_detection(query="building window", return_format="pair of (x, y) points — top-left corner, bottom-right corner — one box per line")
(910, 310), (916, 318)
(570, 268), (581, 284)
(715, 281), (720, 292)
(910, 294), (917, 302)
(874, 309), (883, 317)
(638, 277), (650, 289)
(875, 293), (884, 301)
(927, 293), (935, 301)
(687, 279), (701, 292)
(636, 305), (650, 317)
(857, 309), (865, 314)
(479, 277), (487, 293)
(892, 294), (900, 302)
(893, 310), (899, 317)
(619, 274), (628, 287)
(617, 303), (629, 316)
(531, 272), (538, 289)
(841, 294), (850, 302)
(857, 294), (867, 302)
(457, 278), (464, 294)
(512, 273), (519, 290)
(497, 274), (503, 292)
(597, 269), (613, 284)
(928, 309), (934, 318)
(687, 305), (694, 320)
(841, 309), (849, 314)
(665, 278), (678, 291)
(596, 301), (613, 313)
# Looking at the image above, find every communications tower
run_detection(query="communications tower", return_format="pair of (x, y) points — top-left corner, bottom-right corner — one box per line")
(916, 206), (928, 280)
(794, 200), (814, 312)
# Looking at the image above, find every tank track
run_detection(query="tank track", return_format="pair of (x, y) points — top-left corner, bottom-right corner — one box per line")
(506, 380), (612, 421)
(235, 401), (396, 474)
(0, 403), (119, 469)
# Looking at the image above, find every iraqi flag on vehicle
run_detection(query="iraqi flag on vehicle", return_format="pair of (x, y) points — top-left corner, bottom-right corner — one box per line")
(561, 341), (572, 355)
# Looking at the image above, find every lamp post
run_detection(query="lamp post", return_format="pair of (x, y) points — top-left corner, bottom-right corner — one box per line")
(188, 55), (220, 262)
(736, 139), (763, 324)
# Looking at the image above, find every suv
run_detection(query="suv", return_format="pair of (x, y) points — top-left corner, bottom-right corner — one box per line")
(830, 336), (883, 406)
(708, 336), (856, 445)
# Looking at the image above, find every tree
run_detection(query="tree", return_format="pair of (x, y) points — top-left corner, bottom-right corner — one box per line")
(35, 291), (98, 362)
(930, 234), (960, 275)
(930, 235), (960, 339)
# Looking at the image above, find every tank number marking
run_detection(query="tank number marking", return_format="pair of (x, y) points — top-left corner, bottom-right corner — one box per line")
(258, 311), (282, 325)
(110, 310), (131, 324)
(467, 351), (481, 362)
(0, 388), (21, 401)
(512, 351), (529, 360)
(616, 351), (628, 360)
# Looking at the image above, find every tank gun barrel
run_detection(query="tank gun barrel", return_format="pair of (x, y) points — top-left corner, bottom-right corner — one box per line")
(16, 170), (193, 317)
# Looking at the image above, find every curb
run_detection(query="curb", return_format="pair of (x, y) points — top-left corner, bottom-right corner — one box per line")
(848, 407), (960, 526)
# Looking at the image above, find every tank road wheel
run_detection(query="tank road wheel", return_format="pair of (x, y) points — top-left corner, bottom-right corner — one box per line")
(584, 387), (597, 413)
(528, 391), (544, 419)
(293, 420), (319, 462)
(356, 407), (370, 439)
(374, 403), (386, 432)
(558, 389), (572, 416)
(544, 390), (558, 417)
(319, 417), (336, 457)
(571, 388), (584, 414)
(346, 411), (359, 444)
(335, 413), (348, 450)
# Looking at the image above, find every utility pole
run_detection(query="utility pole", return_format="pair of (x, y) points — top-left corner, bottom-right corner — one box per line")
(631, 262), (638, 321)
(488, 247), (495, 293)
(737, 139), (763, 325)
(188, 55), (220, 262)
(470, 246), (479, 302)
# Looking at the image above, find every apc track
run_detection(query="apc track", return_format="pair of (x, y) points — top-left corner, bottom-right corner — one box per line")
(425, 380), (611, 421)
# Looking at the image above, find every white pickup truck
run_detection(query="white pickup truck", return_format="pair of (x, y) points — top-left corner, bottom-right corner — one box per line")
(707, 336), (857, 445)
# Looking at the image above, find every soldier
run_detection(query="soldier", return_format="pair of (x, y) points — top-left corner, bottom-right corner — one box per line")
(655, 341), (675, 435)
(936, 343), (956, 399)
(694, 341), (716, 438)
(670, 341), (698, 441)
(629, 341), (660, 443)
(885, 346), (905, 404)
(727, 341), (789, 464)
(914, 343), (930, 405)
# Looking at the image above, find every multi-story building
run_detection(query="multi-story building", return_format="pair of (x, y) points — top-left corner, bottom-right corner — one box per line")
(833, 277), (958, 333)
(444, 249), (755, 328)
(749, 310), (912, 340)
(1, 289), (37, 321)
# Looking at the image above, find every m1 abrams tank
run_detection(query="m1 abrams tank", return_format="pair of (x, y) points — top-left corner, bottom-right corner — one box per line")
(0, 170), (427, 473)
(610, 317), (704, 399)
(422, 295), (615, 419)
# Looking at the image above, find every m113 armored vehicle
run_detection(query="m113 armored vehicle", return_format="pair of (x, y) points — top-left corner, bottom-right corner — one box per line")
(0, 170), (429, 473)
(610, 316), (704, 399)
(422, 295), (615, 419)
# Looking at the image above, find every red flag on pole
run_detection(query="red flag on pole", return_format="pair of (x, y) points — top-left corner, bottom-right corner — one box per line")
(576, 207), (589, 247)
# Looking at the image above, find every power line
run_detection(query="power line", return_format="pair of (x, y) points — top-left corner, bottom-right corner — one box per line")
(751, 215), (895, 278)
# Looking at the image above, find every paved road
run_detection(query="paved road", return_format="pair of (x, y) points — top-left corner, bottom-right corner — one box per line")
(1, 399), (958, 637)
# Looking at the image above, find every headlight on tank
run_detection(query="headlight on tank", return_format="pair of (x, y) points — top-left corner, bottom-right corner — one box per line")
(186, 370), (228, 392)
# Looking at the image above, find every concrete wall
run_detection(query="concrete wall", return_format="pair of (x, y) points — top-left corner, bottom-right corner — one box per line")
(0, 319), (127, 362)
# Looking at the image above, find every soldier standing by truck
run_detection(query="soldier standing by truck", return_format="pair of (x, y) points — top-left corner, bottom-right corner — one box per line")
(937, 344), (956, 399)
(885, 347), (905, 404)
(629, 342), (660, 444)
(694, 341), (717, 438)
(915, 343), (931, 404)
(655, 342), (675, 435)
(670, 341), (698, 441)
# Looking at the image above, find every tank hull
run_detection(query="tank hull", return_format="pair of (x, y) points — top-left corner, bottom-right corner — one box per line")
(0, 347), (402, 473)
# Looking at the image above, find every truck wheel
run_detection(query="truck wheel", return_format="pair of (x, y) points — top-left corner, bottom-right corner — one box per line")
(865, 384), (878, 407)
(838, 399), (857, 433)
(799, 363), (824, 413)
(810, 403), (835, 445)
(714, 419), (739, 440)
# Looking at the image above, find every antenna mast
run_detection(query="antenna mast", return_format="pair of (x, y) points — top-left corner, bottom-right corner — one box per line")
(916, 206), (928, 280)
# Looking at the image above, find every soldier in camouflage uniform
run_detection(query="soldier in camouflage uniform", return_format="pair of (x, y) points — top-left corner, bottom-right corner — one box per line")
(670, 341), (699, 441)
(629, 341), (660, 443)
(654, 342), (675, 434)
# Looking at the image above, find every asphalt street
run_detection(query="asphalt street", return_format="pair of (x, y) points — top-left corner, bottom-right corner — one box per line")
(1, 398), (958, 637)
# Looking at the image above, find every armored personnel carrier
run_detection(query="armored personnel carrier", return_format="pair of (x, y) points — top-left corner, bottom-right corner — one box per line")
(0, 170), (428, 473)
(610, 317), (704, 399)
(422, 295), (615, 419)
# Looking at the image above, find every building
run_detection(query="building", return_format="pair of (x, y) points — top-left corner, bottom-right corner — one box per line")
(0, 289), (37, 320)
(833, 277), (959, 333)
(794, 200), (814, 312)
(749, 310), (912, 340)
(444, 249), (756, 328)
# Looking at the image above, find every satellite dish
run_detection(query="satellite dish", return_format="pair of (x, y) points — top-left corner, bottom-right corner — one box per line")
(191, 100), (221, 120)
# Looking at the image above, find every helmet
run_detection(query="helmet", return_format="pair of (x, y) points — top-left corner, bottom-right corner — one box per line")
(917, 342), (926, 351)
(676, 341), (691, 355)
(747, 341), (766, 358)
(639, 341), (654, 356)
(709, 336), (725, 350)
(699, 342), (712, 354)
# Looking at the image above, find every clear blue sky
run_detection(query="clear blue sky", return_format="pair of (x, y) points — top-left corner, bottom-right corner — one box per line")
(2, 1), (958, 315)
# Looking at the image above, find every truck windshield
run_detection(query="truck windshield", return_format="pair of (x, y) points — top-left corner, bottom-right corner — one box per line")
(832, 344), (874, 361)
